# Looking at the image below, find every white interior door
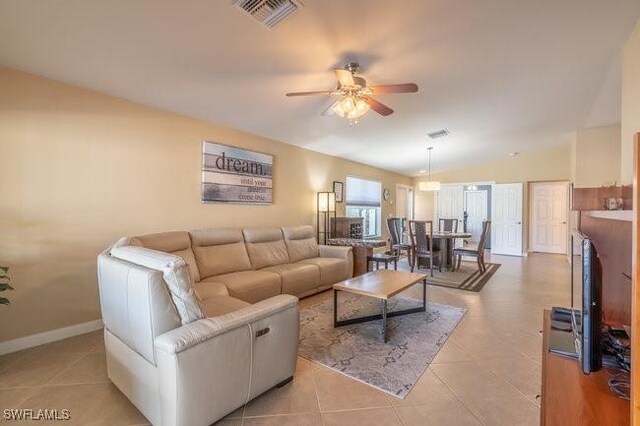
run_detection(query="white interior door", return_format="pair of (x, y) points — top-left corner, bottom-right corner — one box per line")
(435, 185), (464, 225)
(491, 183), (523, 256)
(530, 182), (568, 254)
(436, 185), (464, 248)
(464, 190), (488, 242)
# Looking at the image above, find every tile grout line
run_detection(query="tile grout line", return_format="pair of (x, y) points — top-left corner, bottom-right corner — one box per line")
(7, 343), (101, 410)
(241, 412), (322, 419)
(429, 367), (489, 426)
(462, 328), (544, 404)
(387, 394), (406, 426)
(19, 381), (110, 389)
(478, 363), (542, 406)
(43, 351), (92, 386)
(0, 384), (48, 391)
(309, 360), (325, 426)
(12, 386), (44, 409)
(317, 404), (400, 414)
(239, 400), (246, 422)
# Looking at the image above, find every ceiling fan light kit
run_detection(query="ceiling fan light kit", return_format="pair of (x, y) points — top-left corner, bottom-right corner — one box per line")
(333, 96), (370, 120)
(285, 62), (418, 124)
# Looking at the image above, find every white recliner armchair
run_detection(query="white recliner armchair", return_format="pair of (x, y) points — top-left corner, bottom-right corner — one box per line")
(97, 241), (299, 426)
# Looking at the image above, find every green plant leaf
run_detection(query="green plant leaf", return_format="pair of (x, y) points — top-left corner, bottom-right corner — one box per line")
(0, 297), (9, 305)
(0, 267), (8, 274)
(0, 283), (14, 292)
(0, 275), (9, 280)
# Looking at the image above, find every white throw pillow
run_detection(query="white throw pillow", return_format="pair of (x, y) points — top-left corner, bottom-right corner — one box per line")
(110, 244), (204, 325)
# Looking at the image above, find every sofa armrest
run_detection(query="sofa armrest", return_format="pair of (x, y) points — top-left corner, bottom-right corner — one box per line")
(319, 245), (354, 278)
(318, 244), (352, 259)
(155, 294), (298, 354)
(154, 294), (299, 426)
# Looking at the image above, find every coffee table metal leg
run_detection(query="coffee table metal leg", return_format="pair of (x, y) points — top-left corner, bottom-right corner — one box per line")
(333, 289), (338, 327)
(334, 278), (427, 330)
(382, 299), (388, 342)
(422, 278), (427, 311)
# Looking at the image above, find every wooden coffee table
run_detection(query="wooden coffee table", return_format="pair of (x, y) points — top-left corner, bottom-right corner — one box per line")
(333, 270), (428, 342)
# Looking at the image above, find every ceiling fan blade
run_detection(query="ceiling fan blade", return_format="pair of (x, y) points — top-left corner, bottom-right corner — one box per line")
(286, 90), (334, 97)
(334, 69), (355, 87)
(369, 83), (419, 94)
(321, 100), (339, 116)
(365, 97), (394, 116)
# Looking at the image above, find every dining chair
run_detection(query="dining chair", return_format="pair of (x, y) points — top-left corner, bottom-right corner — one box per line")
(387, 217), (412, 265)
(408, 220), (442, 277)
(453, 220), (491, 273)
(438, 218), (459, 232)
(436, 217), (460, 255)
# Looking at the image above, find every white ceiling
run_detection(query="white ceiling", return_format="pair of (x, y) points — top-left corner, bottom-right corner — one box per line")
(1, 0), (639, 176)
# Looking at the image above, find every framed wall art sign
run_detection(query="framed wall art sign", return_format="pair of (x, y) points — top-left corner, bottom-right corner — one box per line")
(333, 181), (344, 203)
(201, 141), (273, 204)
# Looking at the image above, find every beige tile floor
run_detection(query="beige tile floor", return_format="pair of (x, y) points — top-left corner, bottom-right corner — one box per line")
(0, 253), (569, 425)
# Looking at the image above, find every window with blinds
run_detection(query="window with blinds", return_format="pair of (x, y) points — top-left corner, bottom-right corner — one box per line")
(345, 176), (382, 238)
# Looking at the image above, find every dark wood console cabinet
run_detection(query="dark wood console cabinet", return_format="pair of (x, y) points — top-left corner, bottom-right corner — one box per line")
(331, 217), (363, 239)
(541, 311), (629, 426)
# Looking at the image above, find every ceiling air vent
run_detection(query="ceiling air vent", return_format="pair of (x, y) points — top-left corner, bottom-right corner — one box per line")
(232, 0), (302, 29)
(427, 129), (450, 139)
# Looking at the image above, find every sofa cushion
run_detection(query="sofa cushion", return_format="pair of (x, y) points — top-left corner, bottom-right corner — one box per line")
(193, 281), (230, 301)
(131, 231), (201, 282)
(203, 271), (281, 304)
(297, 257), (350, 287)
(261, 263), (320, 296)
(282, 225), (319, 262)
(242, 227), (289, 269)
(110, 244), (204, 325)
(200, 296), (250, 317)
(190, 228), (251, 278)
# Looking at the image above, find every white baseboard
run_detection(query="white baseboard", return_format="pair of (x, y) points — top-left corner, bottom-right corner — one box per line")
(0, 319), (103, 356)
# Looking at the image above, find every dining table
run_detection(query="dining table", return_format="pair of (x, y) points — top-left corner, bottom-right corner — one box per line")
(431, 231), (472, 271)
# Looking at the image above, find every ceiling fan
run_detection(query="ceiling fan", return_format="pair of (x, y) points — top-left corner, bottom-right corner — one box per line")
(286, 62), (418, 122)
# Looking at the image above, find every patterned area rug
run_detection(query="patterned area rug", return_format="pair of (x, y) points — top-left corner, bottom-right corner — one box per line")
(399, 261), (500, 292)
(298, 294), (466, 398)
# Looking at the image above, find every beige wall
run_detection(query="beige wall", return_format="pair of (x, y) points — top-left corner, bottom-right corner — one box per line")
(573, 125), (621, 188)
(621, 18), (640, 184)
(0, 67), (411, 342)
(569, 132), (577, 184)
(413, 144), (571, 252)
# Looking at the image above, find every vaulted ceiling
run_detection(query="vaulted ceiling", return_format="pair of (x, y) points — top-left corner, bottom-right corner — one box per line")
(1, 0), (639, 175)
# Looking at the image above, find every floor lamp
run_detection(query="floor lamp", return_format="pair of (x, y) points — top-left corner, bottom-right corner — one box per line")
(317, 191), (336, 245)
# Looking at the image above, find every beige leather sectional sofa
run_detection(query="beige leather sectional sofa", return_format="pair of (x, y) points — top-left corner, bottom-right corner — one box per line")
(97, 225), (352, 426)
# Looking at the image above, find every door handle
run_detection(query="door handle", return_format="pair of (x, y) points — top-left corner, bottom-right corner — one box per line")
(560, 221), (567, 224)
(515, 222), (522, 225)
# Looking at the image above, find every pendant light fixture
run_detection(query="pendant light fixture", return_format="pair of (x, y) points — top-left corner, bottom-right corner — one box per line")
(418, 146), (441, 191)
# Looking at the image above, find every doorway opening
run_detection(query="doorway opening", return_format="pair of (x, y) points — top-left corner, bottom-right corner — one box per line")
(396, 184), (414, 221)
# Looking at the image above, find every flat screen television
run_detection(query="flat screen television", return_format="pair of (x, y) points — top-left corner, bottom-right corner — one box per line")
(570, 230), (602, 374)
